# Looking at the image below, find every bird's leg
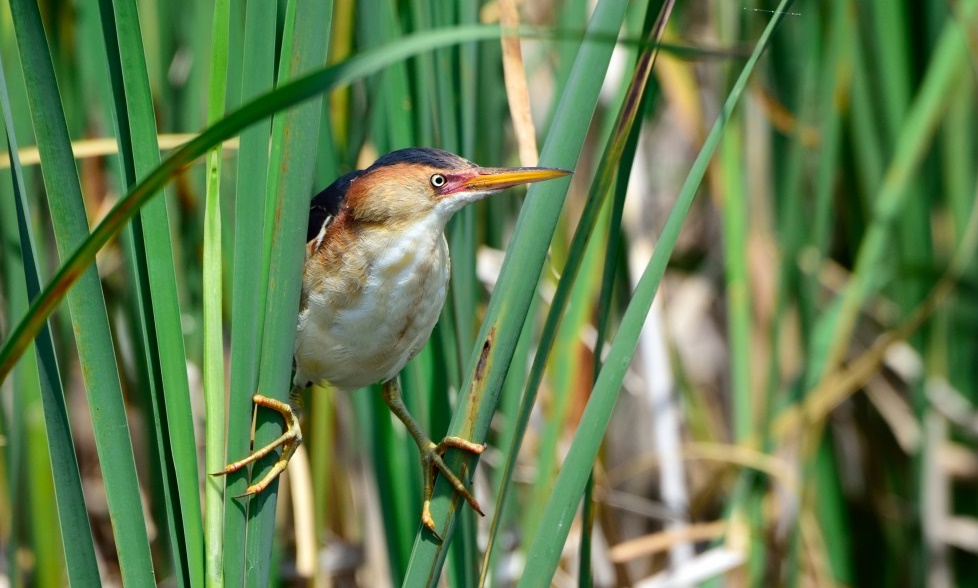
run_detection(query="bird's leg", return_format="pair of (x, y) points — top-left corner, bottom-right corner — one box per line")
(381, 378), (486, 533)
(215, 391), (303, 496)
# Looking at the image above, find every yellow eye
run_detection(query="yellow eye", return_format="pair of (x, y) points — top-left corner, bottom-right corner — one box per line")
(430, 174), (446, 188)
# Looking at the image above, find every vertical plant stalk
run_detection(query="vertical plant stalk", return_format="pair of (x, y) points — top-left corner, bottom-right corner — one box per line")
(243, 0), (331, 583)
(204, 0), (231, 585)
(498, 0), (538, 167)
(721, 122), (753, 441)
(224, 0), (276, 582)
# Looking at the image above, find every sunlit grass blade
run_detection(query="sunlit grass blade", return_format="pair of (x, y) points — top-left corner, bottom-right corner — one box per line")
(0, 58), (94, 586)
(7, 0), (154, 584)
(721, 125), (751, 440)
(203, 0), (230, 585)
(517, 2), (794, 582)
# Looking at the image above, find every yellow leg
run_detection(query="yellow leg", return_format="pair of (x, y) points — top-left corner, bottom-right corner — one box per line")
(381, 379), (486, 534)
(214, 393), (303, 496)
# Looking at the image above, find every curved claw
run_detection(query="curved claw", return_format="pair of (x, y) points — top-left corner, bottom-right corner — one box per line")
(436, 436), (487, 457)
(420, 438), (486, 535)
(381, 378), (487, 535)
(217, 394), (303, 497)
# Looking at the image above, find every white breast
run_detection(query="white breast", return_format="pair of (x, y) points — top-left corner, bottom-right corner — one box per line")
(292, 217), (451, 391)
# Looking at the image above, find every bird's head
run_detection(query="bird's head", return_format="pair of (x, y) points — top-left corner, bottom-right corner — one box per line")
(310, 148), (571, 239)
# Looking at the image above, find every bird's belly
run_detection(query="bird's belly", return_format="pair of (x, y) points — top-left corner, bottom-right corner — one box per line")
(293, 237), (449, 390)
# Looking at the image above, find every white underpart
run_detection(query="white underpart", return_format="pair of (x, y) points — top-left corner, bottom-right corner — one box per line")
(293, 203), (465, 391)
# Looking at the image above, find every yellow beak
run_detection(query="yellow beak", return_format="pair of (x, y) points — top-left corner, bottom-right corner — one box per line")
(460, 166), (572, 192)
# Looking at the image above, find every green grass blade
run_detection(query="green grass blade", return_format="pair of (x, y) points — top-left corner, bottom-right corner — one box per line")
(374, 0), (413, 150)
(868, 0), (911, 140)
(721, 119), (753, 441)
(0, 58), (95, 586)
(407, 2), (435, 146)
(431, 4), (459, 152)
(20, 355), (69, 588)
(876, 0), (931, 335)
(96, 0), (201, 580)
(242, 0), (331, 583)
(792, 8), (855, 579)
(203, 0), (231, 585)
(224, 0), (277, 582)
(517, 2), (794, 583)
(6, 1), (155, 584)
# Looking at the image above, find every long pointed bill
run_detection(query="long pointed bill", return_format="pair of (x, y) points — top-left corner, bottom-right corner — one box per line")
(456, 166), (572, 193)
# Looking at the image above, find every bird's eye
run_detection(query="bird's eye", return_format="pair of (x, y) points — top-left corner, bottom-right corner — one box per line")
(430, 174), (446, 188)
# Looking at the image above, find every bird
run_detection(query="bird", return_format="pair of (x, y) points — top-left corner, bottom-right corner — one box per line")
(219, 147), (571, 533)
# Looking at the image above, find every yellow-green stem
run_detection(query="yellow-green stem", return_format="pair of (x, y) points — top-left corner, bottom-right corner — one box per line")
(203, 0), (230, 585)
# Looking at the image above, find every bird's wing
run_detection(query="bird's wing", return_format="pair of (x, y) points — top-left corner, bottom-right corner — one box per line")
(307, 169), (363, 244)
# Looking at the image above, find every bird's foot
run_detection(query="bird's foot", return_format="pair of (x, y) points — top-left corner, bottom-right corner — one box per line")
(420, 436), (486, 534)
(213, 394), (303, 496)
(381, 378), (486, 536)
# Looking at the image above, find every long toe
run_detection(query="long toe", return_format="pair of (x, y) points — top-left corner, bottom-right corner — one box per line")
(217, 393), (303, 496)
(435, 435), (486, 456)
(236, 437), (299, 497)
(215, 428), (296, 476)
(426, 446), (484, 516)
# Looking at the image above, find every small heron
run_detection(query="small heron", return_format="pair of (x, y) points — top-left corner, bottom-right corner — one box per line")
(220, 147), (571, 532)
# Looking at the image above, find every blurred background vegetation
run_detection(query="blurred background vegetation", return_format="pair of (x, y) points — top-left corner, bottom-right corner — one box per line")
(1, 0), (978, 586)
